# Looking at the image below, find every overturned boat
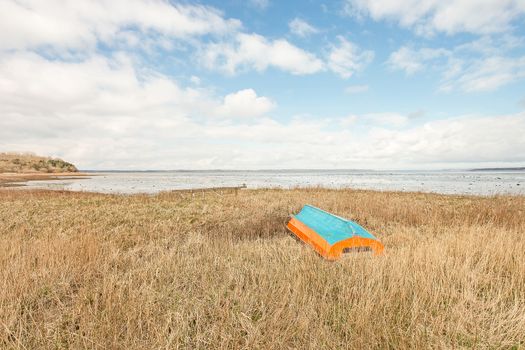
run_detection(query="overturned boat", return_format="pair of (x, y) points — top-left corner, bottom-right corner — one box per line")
(287, 205), (384, 260)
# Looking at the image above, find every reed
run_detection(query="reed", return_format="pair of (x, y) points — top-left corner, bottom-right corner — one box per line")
(1, 188), (524, 349)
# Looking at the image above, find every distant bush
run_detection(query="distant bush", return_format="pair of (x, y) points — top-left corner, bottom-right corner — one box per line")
(0, 152), (78, 173)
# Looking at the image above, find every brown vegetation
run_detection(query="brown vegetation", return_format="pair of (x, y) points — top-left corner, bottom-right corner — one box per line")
(1, 188), (524, 349)
(0, 153), (78, 173)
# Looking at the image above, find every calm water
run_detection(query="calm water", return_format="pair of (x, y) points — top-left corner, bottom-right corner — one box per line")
(19, 170), (525, 196)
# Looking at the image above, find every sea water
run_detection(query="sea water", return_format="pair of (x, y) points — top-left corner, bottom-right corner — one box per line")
(19, 169), (525, 196)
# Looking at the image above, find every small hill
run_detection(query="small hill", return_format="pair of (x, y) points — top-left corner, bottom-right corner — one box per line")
(0, 153), (78, 173)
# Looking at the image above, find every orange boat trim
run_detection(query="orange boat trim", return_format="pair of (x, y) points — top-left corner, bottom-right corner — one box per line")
(287, 217), (384, 260)
(287, 217), (332, 258)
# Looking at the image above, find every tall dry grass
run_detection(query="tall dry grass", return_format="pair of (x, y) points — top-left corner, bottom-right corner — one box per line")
(0, 188), (524, 349)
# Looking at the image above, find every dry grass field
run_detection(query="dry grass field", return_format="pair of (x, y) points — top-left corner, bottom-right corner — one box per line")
(1, 188), (524, 349)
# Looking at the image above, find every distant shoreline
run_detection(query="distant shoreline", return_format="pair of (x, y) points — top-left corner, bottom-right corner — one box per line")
(470, 167), (525, 171)
(0, 172), (90, 188)
(80, 168), (525, 173)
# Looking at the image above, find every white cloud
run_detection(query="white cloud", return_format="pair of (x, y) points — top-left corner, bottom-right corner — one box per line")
(338, 112), (410, 129)
(200, 33), (324, 75)
(0, 0), (241, 51)
(388, 37), (525, 92)
(339, 115), (358, 127)
(365, 113), (409, 127)
(387, 46), (448, 74)
(0, 0), (333, 80)
(345, 84), (369, 94)
(189, 76), (201, 85)
(442, 56), (525, 92)
(455, 35), (524, 56)
(215, 89), (275, 119)
(327, 36), (374, 78)
(339, 112), (416, 129)
(0, 53), (205, 132)
(1, 52), (524, 169)
(201, 34), (375, 78)
(408, 110), (426, 119)
(1, 1), (524, 170)
(364, 114), (525, 165)
(343, 0), (525, 36)
(289, 18), (319, 37)
(249, 0), (270, 10)
(0, 52), (277, 156)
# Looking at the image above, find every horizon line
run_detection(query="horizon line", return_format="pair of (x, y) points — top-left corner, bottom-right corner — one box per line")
(79, 167), (525, 173)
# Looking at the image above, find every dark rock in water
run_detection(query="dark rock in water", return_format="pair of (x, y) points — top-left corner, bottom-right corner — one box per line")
(518, 184), (521, 186)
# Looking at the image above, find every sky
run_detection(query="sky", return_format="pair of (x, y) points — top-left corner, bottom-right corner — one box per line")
(1, 0), (525, 170)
